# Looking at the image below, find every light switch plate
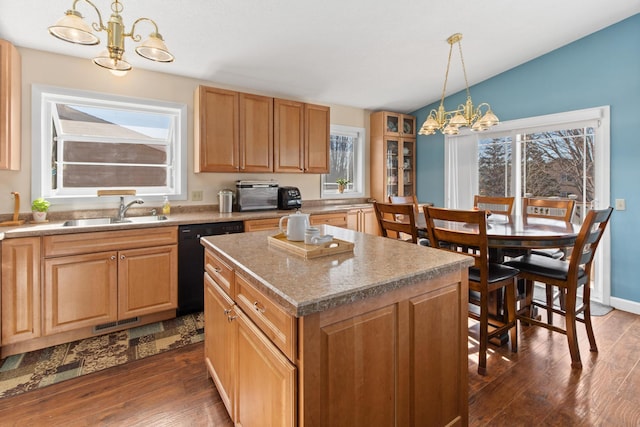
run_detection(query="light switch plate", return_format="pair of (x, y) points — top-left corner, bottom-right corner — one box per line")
(192, 190), (203, 201)
(615, 198), (626, 210)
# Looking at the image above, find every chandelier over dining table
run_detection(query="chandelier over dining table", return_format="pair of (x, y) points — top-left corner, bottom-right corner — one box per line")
(418, 33), (499, 136)
(48, 0), (174, 73)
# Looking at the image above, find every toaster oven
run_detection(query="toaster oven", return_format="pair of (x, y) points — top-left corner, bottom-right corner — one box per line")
(235, 180), (279, 211)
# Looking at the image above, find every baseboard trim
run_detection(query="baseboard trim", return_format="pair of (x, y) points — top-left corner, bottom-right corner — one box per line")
(610, 297), (640, 315)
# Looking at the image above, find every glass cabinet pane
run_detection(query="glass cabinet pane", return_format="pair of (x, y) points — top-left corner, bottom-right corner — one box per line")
(402, 117), (415, 136)
(401, 140), (414, 196)
(386, 140), (399, 198)
(386, 115), (399, 134)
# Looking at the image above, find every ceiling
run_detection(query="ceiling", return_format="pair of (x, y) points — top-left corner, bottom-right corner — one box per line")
(1, 0), (639, 113)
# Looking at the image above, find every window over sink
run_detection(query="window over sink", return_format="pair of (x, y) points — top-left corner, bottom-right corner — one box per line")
(32, 85), (187, 202)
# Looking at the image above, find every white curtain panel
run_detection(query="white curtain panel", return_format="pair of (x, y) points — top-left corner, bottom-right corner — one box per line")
(444, 134), (478, 209)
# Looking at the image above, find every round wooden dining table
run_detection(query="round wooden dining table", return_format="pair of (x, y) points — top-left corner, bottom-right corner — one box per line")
(416, 213), (581, 250)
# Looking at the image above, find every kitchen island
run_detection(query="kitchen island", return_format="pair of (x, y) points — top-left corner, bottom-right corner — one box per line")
(201, 225), (473, 427)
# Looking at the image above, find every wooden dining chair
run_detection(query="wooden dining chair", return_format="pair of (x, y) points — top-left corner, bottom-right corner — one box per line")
(373, 202), (418, 244)
(388, 195), (429, 246)
(423, 206), (519, 375)
(473, 195), (515, 215)
(504, 207), (613, 369)
(521, 197), (578, 321)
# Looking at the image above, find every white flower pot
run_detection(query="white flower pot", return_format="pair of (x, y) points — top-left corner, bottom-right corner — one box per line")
(32, 211), (48, 223)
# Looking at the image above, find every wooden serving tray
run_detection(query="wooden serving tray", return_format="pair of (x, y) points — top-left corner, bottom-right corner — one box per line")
(268, 233), (354, 259)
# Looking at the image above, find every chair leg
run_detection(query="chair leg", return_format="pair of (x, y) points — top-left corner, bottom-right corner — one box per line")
(564, 288), (582, 369)
(545, 284), (555, 325)
(477, 291), (489, 376)
(506, 278), (518, 353)
(582, 283), (598, 352)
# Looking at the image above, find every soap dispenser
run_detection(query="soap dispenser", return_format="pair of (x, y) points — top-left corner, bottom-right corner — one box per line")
(162, 196), (171, 215)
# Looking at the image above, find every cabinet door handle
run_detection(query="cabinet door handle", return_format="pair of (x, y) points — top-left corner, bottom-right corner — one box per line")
(110, 255), (116, 260)
(120, 255), (126, 260)
(227, 308), (237, 322)
(253, 301), (266, 313)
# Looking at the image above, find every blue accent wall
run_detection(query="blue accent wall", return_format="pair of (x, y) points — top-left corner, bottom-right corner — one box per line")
(411, 14), (640, 303)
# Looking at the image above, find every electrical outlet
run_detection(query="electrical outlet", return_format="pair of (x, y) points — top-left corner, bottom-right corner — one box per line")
(615, 198), (626, 211)
(192, 190), (203, 201)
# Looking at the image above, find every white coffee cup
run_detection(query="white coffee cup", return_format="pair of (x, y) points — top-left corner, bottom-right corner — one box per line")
(304, 227), (320, 244)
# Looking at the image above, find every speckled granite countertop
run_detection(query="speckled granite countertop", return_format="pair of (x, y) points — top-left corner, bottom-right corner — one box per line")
(0, 203), (370, 240)
(201, 225), (473, 317)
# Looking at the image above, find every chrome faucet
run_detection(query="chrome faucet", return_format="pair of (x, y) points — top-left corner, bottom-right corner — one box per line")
(117, 197), (144, 222)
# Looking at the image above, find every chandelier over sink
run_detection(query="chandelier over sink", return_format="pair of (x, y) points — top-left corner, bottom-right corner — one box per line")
(48, 0), (174, 73)
(418, 33), (499, 136)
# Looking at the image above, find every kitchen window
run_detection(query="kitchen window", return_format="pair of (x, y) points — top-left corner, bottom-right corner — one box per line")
(320, 125), (365, 198)
(32, 85), (187, 202)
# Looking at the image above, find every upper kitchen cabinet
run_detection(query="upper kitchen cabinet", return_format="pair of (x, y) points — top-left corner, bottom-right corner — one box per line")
(0, 39), (21, 171)
(274, 99), (329, 174)
(370, 111), (416, 203)
(195, 86), (273, 173)
(378, 111), (415, 138)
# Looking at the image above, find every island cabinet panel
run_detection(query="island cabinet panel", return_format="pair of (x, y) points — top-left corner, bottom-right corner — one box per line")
(299, 270), (469, 427)
(204, 273), (236, 421)
(317, 305), (397, 425)
(43, 251), (118, 335)
(1, 237), (41, 344)
(236, 309), (296, 427)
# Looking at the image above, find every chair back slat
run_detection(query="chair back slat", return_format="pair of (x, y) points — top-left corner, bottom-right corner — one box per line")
(373, 202), (418, 243)
(473, 195), (515, 215)
(523, 197), (576, 222)
(568, 207), (613, 282)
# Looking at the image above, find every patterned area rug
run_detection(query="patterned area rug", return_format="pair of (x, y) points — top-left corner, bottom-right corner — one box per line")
(0, 312), (204, 399)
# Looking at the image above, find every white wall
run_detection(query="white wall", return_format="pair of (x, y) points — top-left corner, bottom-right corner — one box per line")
(0, 47), (371, 214)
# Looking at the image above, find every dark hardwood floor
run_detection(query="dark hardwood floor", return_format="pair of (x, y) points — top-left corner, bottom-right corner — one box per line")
(0, 308), (639, 426)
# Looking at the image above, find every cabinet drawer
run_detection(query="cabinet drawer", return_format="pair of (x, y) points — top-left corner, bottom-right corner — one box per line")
(311, 213), (347, 227)
(235, 273), (296, 362)
(44, 227), (178, 257)
(205, 249), (235, 297)
(244, 217), (281, 232)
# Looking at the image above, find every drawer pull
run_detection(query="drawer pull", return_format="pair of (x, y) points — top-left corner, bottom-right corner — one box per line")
(213, 267), (222, 273)
(253, 301), (266, 313)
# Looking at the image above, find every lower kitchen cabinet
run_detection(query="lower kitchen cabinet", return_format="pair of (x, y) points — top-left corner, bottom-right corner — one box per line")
(43, 251), (118, 335)
(236, 309), (296, 427)
(204, 251), (296, 426)
(0, 227), (178, 358)
(1, 237), (41, 345)
(118, 245), (177, 318)
(346, 207), (377, 235)
(204, 273), (236, 419)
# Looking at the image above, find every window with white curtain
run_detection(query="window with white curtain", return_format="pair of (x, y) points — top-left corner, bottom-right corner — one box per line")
(320, 125), (365, 198)
(444, 106), (611, 302)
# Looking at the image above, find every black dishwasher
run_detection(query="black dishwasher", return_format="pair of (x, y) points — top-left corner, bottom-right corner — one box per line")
(177, 221), (244, 315)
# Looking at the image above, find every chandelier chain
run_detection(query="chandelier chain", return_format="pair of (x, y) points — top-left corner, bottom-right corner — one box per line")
(457, 40), (472, 99)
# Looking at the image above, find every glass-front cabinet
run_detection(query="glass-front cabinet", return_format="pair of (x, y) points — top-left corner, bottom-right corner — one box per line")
(371, 111), (416, 203)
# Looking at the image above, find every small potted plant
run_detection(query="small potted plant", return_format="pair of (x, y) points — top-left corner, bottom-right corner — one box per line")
(336, 178), (350, 193)
(31, 197), (51, 223)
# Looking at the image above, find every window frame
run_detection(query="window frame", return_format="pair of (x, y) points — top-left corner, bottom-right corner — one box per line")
(31, 85), (187, 204)
(320, 124), (365, 199)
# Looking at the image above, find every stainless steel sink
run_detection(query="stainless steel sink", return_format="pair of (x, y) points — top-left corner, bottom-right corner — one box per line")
(62, 215), (168, 227)
(62, 217), (121, 227)
(126, 215), (169, 223)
